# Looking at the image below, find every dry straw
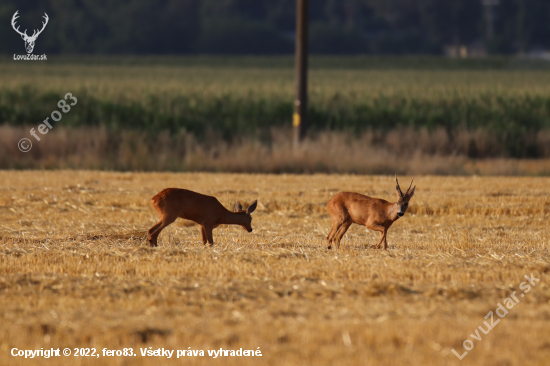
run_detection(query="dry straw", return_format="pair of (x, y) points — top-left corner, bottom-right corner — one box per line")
(0, 171), (549, 365)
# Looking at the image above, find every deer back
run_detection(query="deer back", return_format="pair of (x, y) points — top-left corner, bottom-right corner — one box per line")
(152, 188), (226, 222)
(328, 192), (394, 224)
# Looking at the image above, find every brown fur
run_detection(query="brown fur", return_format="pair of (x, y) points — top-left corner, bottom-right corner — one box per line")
(326, 177), (415, 250)
(147, 188), (257, 247)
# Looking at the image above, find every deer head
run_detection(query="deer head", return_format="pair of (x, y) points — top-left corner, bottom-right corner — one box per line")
(11, 11), (49, 54)
(234, 200), (258, 232)
(395, 176), (415, 217)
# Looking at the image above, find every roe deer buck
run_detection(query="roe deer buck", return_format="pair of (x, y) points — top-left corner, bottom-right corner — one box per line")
(326, 176), (415, 250)
(147, 188), (258, 247)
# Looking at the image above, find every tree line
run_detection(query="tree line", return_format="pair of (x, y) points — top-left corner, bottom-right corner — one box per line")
(1, 0), (549, 55)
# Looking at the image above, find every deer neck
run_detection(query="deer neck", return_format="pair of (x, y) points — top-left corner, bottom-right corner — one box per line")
(220, 211), (247, 226)
(388, 202), (400, 222)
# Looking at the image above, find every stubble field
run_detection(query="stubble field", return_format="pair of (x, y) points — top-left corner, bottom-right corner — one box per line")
(0, 170), (549, 365)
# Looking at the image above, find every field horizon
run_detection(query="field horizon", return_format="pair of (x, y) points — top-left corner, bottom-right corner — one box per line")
(1, 170), (549, 365)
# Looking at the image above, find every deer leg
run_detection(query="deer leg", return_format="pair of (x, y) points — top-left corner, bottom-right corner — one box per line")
(148, 216), (177, 247)
(147, 221), (163, 246)
(204, 226), (214, 246)
(334, 221), (352, 249)
(369, 225), (386, 249)
(382, 230), (389, 250)
(373, 232), (384, 249)
(200, 225), (207, 245)
(327, 220), (340, 249)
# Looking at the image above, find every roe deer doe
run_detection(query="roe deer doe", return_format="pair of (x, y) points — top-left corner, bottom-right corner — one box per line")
(326, 176), (415, 250)
(147, 188), (258, 247)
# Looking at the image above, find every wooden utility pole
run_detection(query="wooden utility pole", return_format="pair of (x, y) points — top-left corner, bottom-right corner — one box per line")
(482, 0), (499, 41)
(293, 0), (308, 149)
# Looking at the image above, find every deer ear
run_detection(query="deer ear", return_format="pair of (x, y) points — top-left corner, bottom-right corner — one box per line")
(235, 201), (242, 212)
(406, 186), (416, 199)
(246, 200), (257, 214)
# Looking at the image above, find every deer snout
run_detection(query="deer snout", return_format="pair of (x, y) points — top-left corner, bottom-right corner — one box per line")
(397, 212), (404, 217)
(248, 228), (253, 233)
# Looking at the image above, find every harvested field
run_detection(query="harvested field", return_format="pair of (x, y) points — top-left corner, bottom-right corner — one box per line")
(0, 170), (549, 365)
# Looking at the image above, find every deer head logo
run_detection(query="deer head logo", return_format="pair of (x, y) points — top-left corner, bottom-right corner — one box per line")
(11, 11), (49, 54)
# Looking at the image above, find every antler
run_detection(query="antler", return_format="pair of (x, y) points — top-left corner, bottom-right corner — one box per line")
(405, 178), (414, 196)
(29, 13), (49, 39)
(11, 11), (28, 38)
(395, 175), (404, 198)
